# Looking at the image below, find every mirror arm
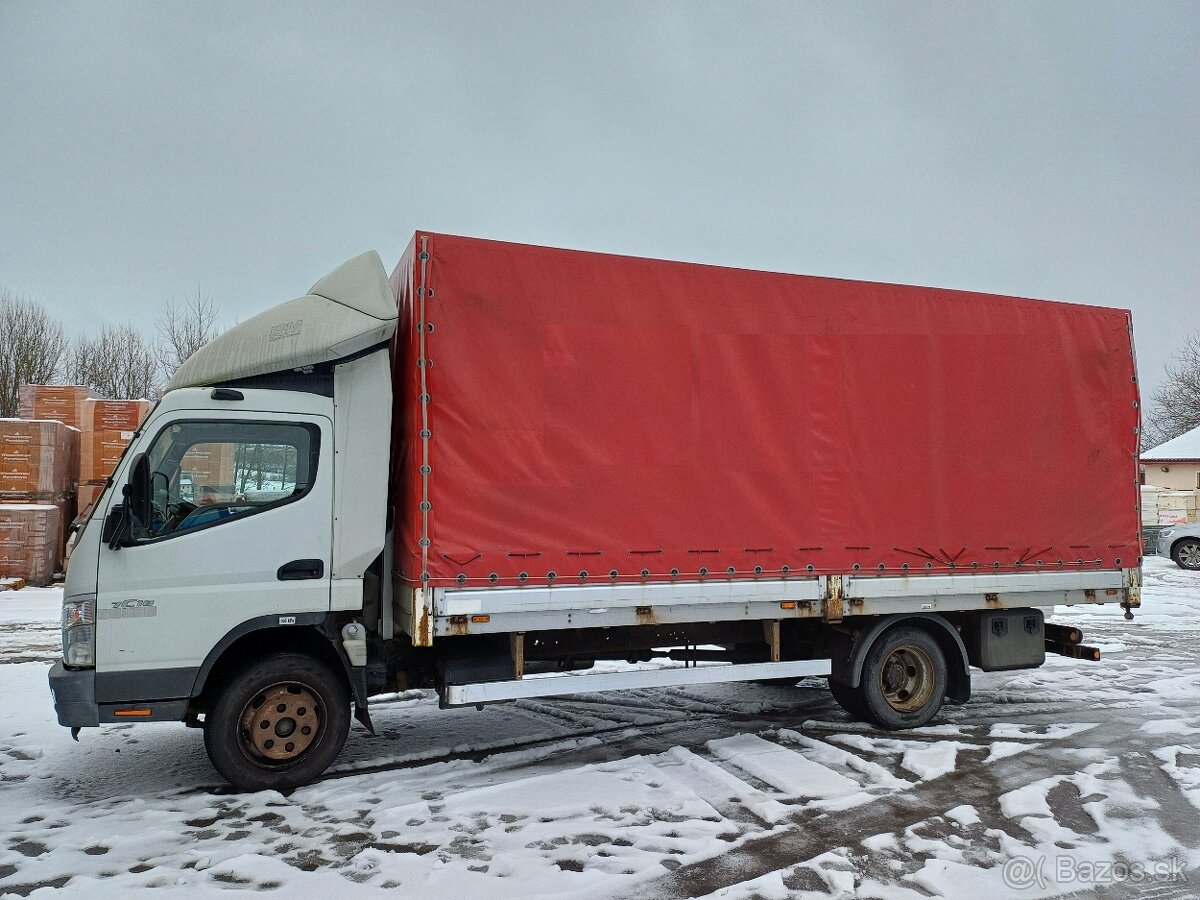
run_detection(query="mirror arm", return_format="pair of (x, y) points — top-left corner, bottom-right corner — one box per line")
(105, 505), (127, 551)
(107, 486), (134, 550)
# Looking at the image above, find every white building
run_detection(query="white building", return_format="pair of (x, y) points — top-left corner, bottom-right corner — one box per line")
(1143, 425), (1200, 490)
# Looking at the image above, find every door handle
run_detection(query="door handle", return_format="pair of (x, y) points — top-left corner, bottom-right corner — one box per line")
(277, 559), (324, 581)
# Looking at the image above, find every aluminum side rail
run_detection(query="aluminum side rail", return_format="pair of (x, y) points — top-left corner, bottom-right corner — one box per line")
(841, 569), (1138, 617)
(427, 568), (1140, 638)
(441, 659), (833, 707)
(434, 578), (822, 636)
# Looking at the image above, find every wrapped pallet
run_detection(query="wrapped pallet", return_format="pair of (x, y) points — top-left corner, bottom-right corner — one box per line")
(78, 398), (152, 484)
(0, 419), (79, 500)
(181, 442), (237, 496)
(17, 384), (96, 430)
(1157, 489), (1199, 525)
(79, 398), (153, 433)
(0, 503), (63, 586)
(80, 429), (138, 483)
(76, 482), (103, 519)
(0, 419), (78, 575)
(1140, 485), (1162, 526)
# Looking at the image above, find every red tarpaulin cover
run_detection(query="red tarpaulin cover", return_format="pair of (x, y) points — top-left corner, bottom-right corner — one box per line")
(390, 233), (1140, 588)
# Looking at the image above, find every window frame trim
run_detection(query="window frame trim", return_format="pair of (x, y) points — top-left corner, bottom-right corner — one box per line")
(127, 418), (323, 547)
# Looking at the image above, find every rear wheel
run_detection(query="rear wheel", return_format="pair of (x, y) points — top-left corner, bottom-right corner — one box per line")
(827, 677), (867, 720)
(1172, 538), (1200, 571)
(858, 625), (947, 730)
(204, 652), (350, 791)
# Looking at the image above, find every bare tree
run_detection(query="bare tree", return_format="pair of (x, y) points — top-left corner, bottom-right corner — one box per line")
(69, 324), (160, 400)
(156, 288), (218, 381)
(1144, 331), (1200, 450)
(0, 288), (69, 417)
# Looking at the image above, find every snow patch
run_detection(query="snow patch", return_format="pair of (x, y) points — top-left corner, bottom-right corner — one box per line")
(706, 734), (862, 801)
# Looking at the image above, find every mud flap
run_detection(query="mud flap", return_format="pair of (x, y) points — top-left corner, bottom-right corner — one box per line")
(350, 667), (376, 735)
(354, 703), (375, 735)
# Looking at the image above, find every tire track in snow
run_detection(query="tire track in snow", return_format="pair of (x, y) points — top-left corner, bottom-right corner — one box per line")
(616, 710), (1200, 899)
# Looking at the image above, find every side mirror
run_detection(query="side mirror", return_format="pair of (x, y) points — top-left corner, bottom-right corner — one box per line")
(127, 453), (152, 529)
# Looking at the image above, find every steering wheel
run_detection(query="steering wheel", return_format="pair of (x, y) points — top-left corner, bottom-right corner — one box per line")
(162, 496), (198, 532)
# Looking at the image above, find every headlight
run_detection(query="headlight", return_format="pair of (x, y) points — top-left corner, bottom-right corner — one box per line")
(1159, 529), (1175, 539)
(62, 597), (96, 668)
(62, 597), (95, 629)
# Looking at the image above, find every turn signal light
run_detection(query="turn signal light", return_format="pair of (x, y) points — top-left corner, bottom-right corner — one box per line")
(113, 709), (151, 717)
(780, 601), (797, 609)
(471, 615), (491, 623)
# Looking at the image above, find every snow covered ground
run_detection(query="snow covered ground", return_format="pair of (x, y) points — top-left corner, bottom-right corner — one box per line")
(2, 560), (1199, 898)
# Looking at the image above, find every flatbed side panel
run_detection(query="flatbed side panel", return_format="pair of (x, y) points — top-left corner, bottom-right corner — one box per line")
(843, 570), (1127, 598)
(389, 233), (1140, 590)
(437, 578), (822, 616)
(429, 570), (1134, 636)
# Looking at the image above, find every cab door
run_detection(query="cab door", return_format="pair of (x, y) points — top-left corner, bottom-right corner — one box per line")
(94, 409), (333, 689)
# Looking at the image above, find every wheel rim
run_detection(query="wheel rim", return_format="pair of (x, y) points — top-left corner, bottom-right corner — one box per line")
(878, 645), (935, 713)
(238, 681), (324, 764)
(1180, 542), (1200, 569)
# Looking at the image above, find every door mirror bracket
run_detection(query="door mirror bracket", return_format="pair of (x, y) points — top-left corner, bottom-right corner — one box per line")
(102, 501), (128, 550)
(127, 453), (152, 528)
(103, 453), (152, 550)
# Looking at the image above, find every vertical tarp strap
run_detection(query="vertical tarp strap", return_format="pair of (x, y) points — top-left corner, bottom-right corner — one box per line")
(418, 235), (431, 584)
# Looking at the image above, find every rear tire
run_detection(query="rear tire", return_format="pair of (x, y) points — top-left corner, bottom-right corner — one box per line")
(858, 625), (947, 730)
(827, 677), (868, 721)
(1172, 538), (1200, 571)
(204, 652), (350, 792)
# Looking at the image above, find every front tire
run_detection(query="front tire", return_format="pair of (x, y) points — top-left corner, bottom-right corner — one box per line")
(858, 625), (947, 730)
(1172, 538), (1200, 571)
(204, 652), (351, 791)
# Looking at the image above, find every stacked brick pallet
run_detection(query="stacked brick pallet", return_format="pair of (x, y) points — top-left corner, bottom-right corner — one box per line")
(0, 503), (65, 586)
(18, 384), (95, 430)
(182, 443), (237, 498)
(0, 418), (78, 585)
(77, 398), (153, 515)
(2, 385), (152, 585)
(0, 419), (78, 500)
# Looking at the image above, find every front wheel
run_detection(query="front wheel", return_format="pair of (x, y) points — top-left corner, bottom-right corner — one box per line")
(204, 652), (351, 791)
(858, 625), (947, 730)
(1172, 538), (1200, 571)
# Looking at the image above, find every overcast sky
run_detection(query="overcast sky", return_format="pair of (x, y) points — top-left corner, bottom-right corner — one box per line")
(2, 2), (1197, 395)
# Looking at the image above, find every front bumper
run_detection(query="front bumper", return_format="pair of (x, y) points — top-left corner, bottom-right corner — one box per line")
(50, 662), (194, 726)
(48, 661), (99, 727)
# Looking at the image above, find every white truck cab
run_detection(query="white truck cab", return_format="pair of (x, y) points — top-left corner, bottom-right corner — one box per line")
(50, 251), (397, 788)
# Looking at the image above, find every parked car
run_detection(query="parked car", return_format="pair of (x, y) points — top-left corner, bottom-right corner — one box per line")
(1158, 525), (1200, 570)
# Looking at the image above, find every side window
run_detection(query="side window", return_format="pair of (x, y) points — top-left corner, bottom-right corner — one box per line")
(132, 421), (318, 541)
